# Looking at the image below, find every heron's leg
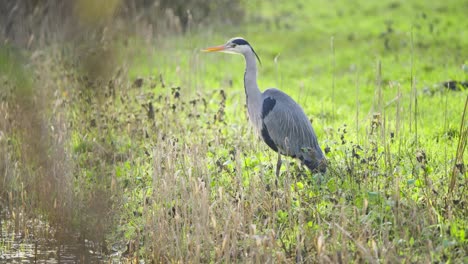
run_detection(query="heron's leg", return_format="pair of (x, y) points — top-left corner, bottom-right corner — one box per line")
(275, 153), (282, 187)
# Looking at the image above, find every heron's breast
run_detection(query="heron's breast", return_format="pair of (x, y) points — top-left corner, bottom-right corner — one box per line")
(246, 104), (263, 134)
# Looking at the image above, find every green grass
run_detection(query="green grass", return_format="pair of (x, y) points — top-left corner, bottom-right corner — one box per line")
(1, 0), (467, 262)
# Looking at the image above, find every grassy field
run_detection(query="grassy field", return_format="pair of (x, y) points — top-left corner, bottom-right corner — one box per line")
(1, 0), (467, 262)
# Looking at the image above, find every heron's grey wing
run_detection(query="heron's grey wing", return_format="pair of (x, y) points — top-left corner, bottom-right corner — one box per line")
(261, 88), (326, 171)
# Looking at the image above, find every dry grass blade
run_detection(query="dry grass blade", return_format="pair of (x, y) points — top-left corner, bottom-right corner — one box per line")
(449, 95), (468, 194)
(332, 222), (377, 264)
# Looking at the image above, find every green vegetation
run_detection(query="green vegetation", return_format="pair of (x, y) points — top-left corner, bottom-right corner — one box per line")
(1, 0), (467, 262)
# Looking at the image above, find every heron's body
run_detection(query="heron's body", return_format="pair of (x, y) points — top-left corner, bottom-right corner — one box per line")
(204, 37), (326, 174)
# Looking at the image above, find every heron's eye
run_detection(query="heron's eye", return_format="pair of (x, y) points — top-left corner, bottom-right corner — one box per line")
(231, 43), (237, 48)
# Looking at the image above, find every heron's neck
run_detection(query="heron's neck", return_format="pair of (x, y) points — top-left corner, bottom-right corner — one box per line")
(243, 51), (262, 109)
(243, 51), (263, 131)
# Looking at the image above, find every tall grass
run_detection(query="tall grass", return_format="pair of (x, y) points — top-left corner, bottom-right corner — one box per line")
(1, 0), (467, 262)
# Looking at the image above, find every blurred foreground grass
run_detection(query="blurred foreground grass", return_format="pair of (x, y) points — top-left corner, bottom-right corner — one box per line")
(1, 0), (467, 262)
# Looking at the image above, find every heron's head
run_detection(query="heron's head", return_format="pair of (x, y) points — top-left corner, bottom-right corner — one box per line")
(203, 37), (261, 64)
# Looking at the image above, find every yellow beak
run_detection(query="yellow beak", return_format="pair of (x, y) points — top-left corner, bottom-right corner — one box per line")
(202, 45), (226, 52)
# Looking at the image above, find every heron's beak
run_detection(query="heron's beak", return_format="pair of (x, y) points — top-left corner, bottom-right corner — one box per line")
(202, 45), (226, 52)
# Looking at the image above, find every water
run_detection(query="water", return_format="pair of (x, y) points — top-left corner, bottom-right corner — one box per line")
(0, 209), (112, 263)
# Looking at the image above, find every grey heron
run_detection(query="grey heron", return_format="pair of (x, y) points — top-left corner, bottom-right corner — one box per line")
(203, 37), (327, 176)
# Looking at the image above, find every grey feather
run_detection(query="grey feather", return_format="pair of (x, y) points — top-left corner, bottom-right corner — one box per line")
(261, 88), (326, 173)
